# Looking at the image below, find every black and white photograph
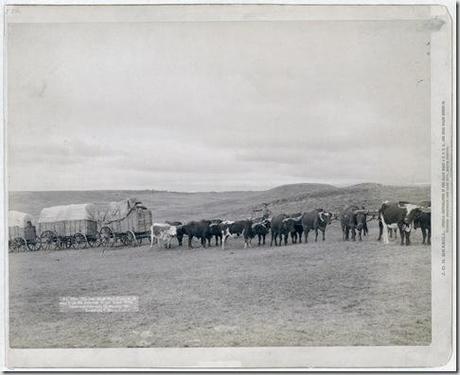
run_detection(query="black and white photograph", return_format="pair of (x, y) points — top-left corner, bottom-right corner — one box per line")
(3, 3), (455, 370)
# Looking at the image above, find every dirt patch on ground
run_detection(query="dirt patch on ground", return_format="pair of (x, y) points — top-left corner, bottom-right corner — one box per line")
(9, 223), (430, 348)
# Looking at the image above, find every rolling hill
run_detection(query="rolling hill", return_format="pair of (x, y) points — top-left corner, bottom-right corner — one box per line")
(8, 183), (430, 223)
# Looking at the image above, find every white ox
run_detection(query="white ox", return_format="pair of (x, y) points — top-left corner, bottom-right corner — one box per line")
(150, 223), (177, 249)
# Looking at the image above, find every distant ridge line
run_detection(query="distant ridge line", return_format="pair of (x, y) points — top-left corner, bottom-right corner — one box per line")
(10, 182), (430, 195)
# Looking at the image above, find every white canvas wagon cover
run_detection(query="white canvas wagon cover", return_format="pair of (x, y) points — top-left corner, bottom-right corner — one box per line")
(92, 198), (151, 233)
(92, 198), (145, 224)
(8, 211), (34, 228)
(39, 204), (96, 223)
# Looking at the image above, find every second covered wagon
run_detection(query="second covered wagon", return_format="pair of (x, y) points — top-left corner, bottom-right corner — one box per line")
(93, 198), (152, 247)
(38, 204), (99, 250)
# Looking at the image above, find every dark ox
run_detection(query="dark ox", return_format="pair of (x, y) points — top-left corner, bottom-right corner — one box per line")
(378, 201), (422, 246)
(301, 209), (332, 243)
(340, 206), (368, 241)
(270, 214), (288, 246)
(206, 219), (223, 247)
(288, 213), (304, 244)
(413, 210), (431, 245)
(252, 219), (271, 246)
(181, 220), (211, 248)
(220, 220), (253, 250)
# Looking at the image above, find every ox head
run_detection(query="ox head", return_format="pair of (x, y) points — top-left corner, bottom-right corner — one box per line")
(397, 202), (428, 231)
(318, 210), (333, 224)
(352, 209), (368, 230)
(167, 225), (177, 237)
(400, 203), (421, 226)
(262, 218), (271, 229)
(413, 207), (431, 229)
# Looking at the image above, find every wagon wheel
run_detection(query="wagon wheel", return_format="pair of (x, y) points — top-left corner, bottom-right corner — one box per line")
(99, 227), (114, 247)
(40, 231), (57, 250)
(53, 237), (68, 249)
(8, 240), (16, 253)
(9, 238), (25, 252)
(53, 236), (68, 250)
(72, 233), (88, 249)
(120, 231), (134, 247)
(17, 237), (27, 252)
(26, 237), (42, 252)
(87, 234), (101, 248)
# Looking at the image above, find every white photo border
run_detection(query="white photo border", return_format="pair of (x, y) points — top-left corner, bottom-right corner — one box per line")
(2, 1), (456, 371)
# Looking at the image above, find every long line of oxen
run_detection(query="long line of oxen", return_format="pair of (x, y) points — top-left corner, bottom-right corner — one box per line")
(150, 200), (431, 250)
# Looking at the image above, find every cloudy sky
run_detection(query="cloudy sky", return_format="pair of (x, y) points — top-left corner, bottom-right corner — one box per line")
(8, 15), (432, 192)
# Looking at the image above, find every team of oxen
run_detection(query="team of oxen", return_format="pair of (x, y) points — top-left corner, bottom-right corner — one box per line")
(150, 201), (431, 250)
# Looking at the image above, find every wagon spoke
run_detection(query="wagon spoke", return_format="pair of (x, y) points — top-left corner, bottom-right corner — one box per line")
(26, 237), (42, 252)
(40, 231), (56, 251)
(72, 233), (88, 250)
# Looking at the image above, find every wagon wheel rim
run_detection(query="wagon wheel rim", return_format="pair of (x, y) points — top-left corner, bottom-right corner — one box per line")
(9, 239), (19, 252)
(120, 232), (131, 246)
(72, 233), (88, 249)
(40, 230), (57, 251)
(87, 234), (101, 248)
(99, 227), (113, 247)
(26, 237), (42, 251)
(10, 238), (24, 252)
(17, 237), (27, 252)
(8, 240), (16, 252)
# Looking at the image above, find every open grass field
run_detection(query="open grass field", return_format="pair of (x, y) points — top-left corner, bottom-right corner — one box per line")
(9, 222), (431, 348)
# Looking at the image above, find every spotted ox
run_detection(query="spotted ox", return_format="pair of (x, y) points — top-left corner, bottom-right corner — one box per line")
(220, 220), (253, 250)
(166, 221), (184, 246)
(378, 201), (421, 246)
(301, 209), (332, 243)
(150, 223), (177, 249)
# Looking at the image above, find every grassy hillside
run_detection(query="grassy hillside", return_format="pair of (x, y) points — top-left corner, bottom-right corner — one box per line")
(8, 183), (430, 223)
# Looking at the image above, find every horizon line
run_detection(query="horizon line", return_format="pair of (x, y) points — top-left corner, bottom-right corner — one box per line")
(8, 181), (432, 194)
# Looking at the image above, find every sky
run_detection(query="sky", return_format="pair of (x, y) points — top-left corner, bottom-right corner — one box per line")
(7, 16), (433, 192)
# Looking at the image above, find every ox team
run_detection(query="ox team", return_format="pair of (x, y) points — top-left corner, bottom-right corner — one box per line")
(150, 201), (431, 249)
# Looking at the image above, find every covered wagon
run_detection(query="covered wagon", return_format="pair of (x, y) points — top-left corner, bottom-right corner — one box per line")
(93, 198), (152, 247)
(38, 204), (99, 250)
(8, 211), (41, 252)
